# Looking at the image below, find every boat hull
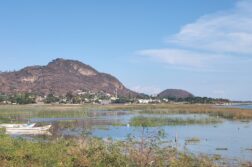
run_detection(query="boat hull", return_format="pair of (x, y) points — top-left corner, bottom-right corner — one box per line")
(0, 123), (36, 128)
(4, 125), (52, 135)
(6, 130), (52, 135)
(6, 125), (52, 131)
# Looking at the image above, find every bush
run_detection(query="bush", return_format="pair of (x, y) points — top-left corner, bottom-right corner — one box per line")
(0, 133), (216, 167)
(0, 127), (6, 134)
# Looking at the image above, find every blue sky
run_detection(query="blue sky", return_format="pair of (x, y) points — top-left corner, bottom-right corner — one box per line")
(0, 0), (251, 100)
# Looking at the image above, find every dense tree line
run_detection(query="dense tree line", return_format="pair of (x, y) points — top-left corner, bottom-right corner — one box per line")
(161, 96), (230, 104)
(44, 91), (112, 104)
(0, 93), (36, 104)
(44, 93), (59, 104)
(0, 92), (230, 105)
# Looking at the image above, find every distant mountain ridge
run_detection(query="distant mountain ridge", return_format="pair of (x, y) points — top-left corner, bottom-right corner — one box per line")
(0, 58), (137, 97)
(158, 89), (194, 99)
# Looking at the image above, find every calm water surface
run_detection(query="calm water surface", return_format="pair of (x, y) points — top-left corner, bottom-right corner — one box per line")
(221, 104), (252, 110)
(231, 104), (252, 109)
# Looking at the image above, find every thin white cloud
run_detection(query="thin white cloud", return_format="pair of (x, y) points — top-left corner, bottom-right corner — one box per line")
(168, 0), (252, 55)
(138, 48), (220, 68)
(138, 0), (252, 69)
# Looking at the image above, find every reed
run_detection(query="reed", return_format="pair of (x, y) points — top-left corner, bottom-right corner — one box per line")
(130, 116), (222, 127)
(0, 104), (252, 124)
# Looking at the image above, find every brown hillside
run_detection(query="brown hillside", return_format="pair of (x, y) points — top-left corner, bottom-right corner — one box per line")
(0, 58), (137, 97)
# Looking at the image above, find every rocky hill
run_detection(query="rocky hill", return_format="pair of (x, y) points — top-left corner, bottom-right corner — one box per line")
(158, 89), (194, 99)
(0, 58), (137, 97)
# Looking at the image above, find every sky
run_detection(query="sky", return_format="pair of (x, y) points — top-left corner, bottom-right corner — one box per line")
(0, 0), (251, 101)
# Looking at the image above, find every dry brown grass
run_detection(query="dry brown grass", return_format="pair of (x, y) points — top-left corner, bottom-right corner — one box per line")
(101, 103), (252, 120)
(0, 103), (252, 120)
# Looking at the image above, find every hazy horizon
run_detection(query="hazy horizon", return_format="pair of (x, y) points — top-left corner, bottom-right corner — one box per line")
(1, 0), (252, 101)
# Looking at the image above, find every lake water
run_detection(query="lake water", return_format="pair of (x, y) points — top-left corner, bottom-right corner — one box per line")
(230, 104), (252, 109)
(219, 104), (252, 110)
(10, 111), (252, 163)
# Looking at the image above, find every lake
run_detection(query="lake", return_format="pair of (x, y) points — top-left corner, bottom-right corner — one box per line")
(230, 104), (252, 109)
(8, 110), (252, 164)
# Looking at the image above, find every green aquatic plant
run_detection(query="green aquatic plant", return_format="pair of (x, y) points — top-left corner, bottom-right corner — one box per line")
(130, 116), (222, 127)
(185, 137), (201, 144)
(1, 104), (252, 124)
(111, 122), (127, 126)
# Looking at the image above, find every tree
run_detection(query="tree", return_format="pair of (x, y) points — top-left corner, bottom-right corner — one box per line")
(44, 93), (59, 104)
(66, 92), (74, 103)
(0, 94), (7, 102)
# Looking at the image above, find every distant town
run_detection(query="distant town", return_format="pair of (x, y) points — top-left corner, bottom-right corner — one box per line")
(0, 89), (231, 105)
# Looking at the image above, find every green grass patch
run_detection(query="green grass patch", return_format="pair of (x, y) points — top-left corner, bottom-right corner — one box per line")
(1, 104), (252, 123)
(111, 122), (127, 126)
(130, 116), (222, 127)
(185, 137), (201, 144)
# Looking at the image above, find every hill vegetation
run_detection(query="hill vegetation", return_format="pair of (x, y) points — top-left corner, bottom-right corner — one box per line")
(0, 58), (137, 97)
(158, 89), (194, 99)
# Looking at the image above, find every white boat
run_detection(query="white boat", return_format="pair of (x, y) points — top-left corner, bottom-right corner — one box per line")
(6, 125), (52, 132)
(6, 129), (52, 135)
(0, 123), (36, 128)
(1, 123), (52, 135)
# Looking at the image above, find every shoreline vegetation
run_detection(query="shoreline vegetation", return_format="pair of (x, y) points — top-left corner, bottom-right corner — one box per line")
(0, 128), (216, 167)
(1, 127), (251, 167)
(102, 104), (252, 120)
(0, 103), (252, 124)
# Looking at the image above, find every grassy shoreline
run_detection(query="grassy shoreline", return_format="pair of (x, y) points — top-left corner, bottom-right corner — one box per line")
(0, 130), (216, 167)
